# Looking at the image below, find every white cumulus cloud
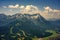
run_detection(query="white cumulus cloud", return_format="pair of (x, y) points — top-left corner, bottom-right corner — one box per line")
(44, 6), (60, 13)
(20, 5), (40, 14)
(40, 6), (60, 20)
(1, 4), (60, 20)
(20, 5), (25, 9)
(8, 4), (19, 8)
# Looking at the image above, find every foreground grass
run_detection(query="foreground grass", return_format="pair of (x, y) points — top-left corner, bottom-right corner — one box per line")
(0, 30), (57, 40)
(43, 30), (57, 40)
(32, 30), (57, 40)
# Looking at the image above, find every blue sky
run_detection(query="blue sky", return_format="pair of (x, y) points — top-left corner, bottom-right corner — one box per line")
(0, 0), (60, 9)
(0, 0), (60, 20)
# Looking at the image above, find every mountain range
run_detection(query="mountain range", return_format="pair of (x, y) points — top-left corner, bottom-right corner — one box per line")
(0, 13), (60, 40)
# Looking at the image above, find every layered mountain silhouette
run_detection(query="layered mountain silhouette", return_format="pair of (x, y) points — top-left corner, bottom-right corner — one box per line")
(0, 13), (60, 40)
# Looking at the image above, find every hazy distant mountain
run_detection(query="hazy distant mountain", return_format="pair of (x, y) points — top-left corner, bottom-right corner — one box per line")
(49, 20), (60, 27)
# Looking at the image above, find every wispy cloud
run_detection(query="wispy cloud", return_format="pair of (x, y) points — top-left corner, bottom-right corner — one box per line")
(2, 6), (7, 8)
